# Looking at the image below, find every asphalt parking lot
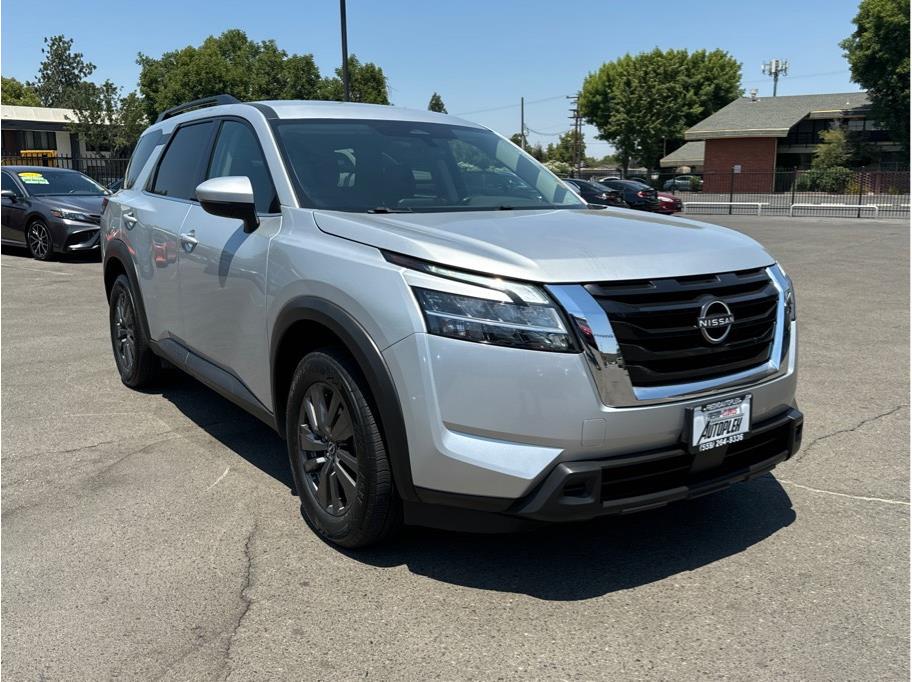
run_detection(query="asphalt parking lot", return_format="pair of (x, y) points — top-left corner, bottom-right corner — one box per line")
(2, 215), (908, 680)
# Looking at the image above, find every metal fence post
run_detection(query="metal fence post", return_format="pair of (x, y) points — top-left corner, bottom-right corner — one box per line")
(857, 171), (865, 219)
(790, 167), (798, 207)
(728, 167), (735, 215)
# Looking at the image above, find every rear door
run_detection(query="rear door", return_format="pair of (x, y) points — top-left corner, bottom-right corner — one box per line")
(177, 117), (282, 405)
(1, 171), (28, 244)
(120, 120), (216, 341)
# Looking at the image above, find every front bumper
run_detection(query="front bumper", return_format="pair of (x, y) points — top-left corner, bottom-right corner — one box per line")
(404, 407), (802, 529)
(52, 218), (100, 252)
(512, 407), (802, 521)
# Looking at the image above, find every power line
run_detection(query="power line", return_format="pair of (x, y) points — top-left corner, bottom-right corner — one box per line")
(454, 94), (567, 117)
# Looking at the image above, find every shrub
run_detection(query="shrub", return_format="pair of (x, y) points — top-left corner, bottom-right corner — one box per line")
(796, 167), (854, 193)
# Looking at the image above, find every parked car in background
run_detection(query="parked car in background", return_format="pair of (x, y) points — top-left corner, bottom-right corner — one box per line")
(599, 178), (660, 211)
(562, 178), (628, 207)
(663, 175), (703, 192)
(656, 192), (683, 214)
(1, 166), (108, 260)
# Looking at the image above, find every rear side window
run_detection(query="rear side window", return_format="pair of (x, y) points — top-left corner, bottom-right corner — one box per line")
(150, 121), (215, 200)
(206, 120), (278, 213)
(124, 133), (161, 189)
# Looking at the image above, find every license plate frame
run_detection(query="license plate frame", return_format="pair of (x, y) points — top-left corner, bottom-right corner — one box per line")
(685, 394), (752, 455)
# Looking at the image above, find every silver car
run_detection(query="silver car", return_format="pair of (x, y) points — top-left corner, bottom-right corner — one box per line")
(102, 95), (802, 547)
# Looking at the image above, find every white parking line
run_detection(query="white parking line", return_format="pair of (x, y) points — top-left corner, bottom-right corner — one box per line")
(2, 263), (73, 276)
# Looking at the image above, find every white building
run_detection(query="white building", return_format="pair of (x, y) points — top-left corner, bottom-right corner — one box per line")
(1, 104), (108, 158)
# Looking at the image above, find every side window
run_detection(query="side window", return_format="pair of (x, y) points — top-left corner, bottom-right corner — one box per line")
(2, 172), (23, 197)
(150, 121), (215, 200)
(124, 133), (161, 189)
(207, 120), (278, 213)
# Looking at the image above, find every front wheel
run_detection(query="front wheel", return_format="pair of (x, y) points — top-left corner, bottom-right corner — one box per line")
(286, 349), (401, 548)
(26, 220), (53, 260)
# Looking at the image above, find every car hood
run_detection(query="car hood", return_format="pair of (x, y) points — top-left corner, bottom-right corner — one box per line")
(41, 195), (105, 215)
(312, 207), (776, 283)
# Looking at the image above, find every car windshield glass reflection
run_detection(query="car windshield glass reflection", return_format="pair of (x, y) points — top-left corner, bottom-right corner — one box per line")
(274, 119), (587, 213)
(16, 169), (107, 197)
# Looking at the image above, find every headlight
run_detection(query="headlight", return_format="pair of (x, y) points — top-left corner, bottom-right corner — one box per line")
(385, 252), (574, 352)
(771, 263), (796, 321)
(51, 208), (92, 222)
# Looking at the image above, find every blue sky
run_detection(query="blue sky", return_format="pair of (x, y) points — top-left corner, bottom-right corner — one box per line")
(1, 0), (862, 155)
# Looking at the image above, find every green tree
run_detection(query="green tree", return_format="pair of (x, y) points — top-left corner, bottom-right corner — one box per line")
(812, 125), (851, 169)
(580, 48), (741, 171)
(543, 160), (572, 176)
(509, 132), (524, 147)
(428, 92), (447, 113)
(137, 29), (328, 120)
(841, 0), (910, 153)
(29, 35), (96, 107)
(545, 130), (585, 165)
(67, 81), (149, 155)
(319, 55), (390, 104)
(1, 76), (41, 106)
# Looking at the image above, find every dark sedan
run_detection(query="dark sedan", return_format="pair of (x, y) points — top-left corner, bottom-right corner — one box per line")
(1, 166), (108, 260)
(562, 178), (628, 208)
(599, 179), (661, 211)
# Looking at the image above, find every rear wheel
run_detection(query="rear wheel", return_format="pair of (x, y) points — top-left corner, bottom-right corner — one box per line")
(108, 274), (159, 388)
(286, 349), (401, 548)
(26, 220), (53, 260)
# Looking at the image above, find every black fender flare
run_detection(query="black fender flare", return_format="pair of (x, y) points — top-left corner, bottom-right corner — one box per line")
(271, 297), (417, 502)
(103, 238), (153, 344)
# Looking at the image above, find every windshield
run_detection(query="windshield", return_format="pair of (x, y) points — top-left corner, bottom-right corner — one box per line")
(274, 119), (585, 213)
(15, 169), (106, 196)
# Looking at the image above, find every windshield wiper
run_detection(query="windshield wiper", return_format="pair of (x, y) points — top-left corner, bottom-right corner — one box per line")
(367, 206), (413, 214)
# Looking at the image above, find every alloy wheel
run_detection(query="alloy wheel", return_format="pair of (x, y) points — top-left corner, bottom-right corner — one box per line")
(28, 223), (50, 259)
(297, 382), (357, 516)
(113, 291), (137, 374)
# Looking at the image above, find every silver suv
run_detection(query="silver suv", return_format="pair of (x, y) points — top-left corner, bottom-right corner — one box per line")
(102, 96), (802, 547)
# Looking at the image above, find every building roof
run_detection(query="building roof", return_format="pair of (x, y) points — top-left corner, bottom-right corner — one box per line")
(1, 104), (78, 124)
(660, 141), (705, 168)
(684, 92), (870, 140)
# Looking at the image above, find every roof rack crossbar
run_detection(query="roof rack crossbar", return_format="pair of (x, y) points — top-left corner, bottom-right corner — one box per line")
(155, 95), (241, 123)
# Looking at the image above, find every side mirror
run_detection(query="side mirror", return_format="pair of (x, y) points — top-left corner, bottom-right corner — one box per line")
(1, 189), (18, 202)
(195, 176), (259, 233)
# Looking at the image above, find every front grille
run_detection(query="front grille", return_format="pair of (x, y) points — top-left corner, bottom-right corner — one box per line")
(585, 268), (778, 387)
(86, 214), (102, 225)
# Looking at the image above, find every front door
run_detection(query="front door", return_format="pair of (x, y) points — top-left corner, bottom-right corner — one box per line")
(1, 171), (28, 244)
(177, 118), (281, 407)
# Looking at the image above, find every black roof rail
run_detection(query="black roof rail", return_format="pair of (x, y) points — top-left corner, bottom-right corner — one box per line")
(155, 94), (241, 123)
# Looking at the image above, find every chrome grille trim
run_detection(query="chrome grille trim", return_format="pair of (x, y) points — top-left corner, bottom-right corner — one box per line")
(547, 265), (792, 407)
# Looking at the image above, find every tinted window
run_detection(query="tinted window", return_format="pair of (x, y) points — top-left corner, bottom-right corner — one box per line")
(274, 119), (584, 213)
(12, 169), (106, 196)
(151, 121), (215, 200)
(2, 172), (23, 196)
(207, 120), (277, 213)
(124, 133), (161, 190)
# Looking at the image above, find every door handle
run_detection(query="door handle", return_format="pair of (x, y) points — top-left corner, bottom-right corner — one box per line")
(122, 212), (138, 229)
(179, 230), (199, 252)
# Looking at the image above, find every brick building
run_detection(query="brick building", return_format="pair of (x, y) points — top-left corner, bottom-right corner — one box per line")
(661, 92), (904, 192)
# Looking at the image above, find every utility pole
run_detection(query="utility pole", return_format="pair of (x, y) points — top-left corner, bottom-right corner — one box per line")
(762, 59), (789, 97)
(568, 93), (582, 177)
(520, 97), (526, 150)
(340, 0), (351, 101)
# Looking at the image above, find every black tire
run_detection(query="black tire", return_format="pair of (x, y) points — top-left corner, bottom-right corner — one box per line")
(26, 219), (53, 261)
(286, 349), (401, 548)
(108, 274), (159, 388)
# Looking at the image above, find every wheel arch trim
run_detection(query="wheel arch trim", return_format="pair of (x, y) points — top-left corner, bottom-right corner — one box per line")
(271, 297), (418, 502)
(103, 238), (153, 343)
